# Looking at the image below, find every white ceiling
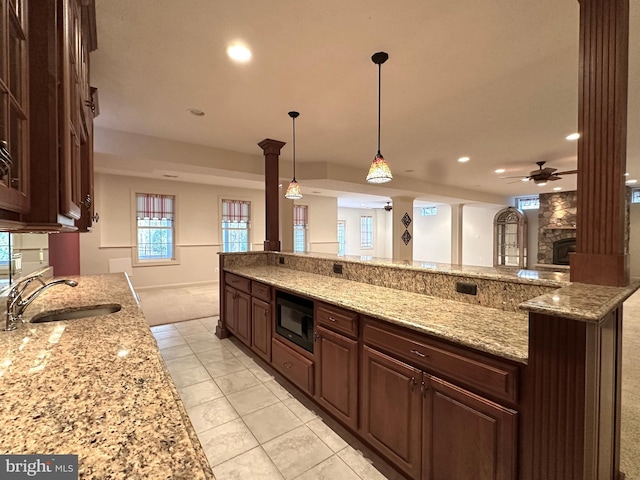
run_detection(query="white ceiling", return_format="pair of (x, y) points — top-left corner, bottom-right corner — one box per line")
(91, 0), (640, 210)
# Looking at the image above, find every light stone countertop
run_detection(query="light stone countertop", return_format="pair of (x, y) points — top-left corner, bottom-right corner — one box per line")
(0, 273), (214, 480)
(225, 266), (530, 363)
(519, 278), (640, 322)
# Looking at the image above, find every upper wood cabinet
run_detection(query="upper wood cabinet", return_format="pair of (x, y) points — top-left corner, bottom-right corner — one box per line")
(19, 0), (97, 232)
(0, 0), (30, 220)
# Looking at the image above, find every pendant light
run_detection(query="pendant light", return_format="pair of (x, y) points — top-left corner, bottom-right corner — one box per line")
(285, 111), (302, 199)
(366, 51), (393, 184)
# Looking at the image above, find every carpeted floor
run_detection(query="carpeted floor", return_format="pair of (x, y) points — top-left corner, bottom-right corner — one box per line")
(138, 282), (220, 326)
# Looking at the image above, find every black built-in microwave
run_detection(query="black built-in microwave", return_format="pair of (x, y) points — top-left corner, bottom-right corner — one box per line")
(275, 291), (314, 353)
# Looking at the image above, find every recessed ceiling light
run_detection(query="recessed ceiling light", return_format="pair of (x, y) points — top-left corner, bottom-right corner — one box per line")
(537, 182), (547, 186)
(495, 168), (505, 174)
(188, 108), (205, 116)
(626, 179), (637, 184)
(521, 178), (529, 182)
(227, 44), (252, 62)
(566, 133), (580, 140)
(553, 187), (562, 191)
(405, 169), (414, 173)
(458, 156), (470, 163)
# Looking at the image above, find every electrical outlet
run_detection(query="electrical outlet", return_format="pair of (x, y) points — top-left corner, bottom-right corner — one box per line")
(279, 256), (285, 264)
(215, 267), (219, 273)
(333, 263), (343, 274)
(456, 282), (477, 296)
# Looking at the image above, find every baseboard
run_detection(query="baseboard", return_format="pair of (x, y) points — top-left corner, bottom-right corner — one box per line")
(135, 280), (219, 291)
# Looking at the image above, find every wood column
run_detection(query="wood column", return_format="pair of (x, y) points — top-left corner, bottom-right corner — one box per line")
(258, 139), (286, 252)
(450, 204), (463, 265)
(570, 0), (630, 286)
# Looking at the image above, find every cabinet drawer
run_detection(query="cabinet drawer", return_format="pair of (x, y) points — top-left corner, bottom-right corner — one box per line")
(252, 281), (272, 302)
(363, 320), (518, 404)
(316, 302), (358, 338)
(272, 338), (314, 395)
(226, 273), (251, 293)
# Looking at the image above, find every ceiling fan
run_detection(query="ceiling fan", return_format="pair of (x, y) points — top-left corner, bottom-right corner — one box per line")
(505, 161), (578, 184)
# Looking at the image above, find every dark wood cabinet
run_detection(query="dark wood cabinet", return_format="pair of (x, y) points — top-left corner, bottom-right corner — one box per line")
(251, 297), (271, 362)
(314, 325), (358, 430)
(0, 0), (30, 221)
(361, 345), (422, 480)
(423, 375), (517, 480)
(272, 338), (314, 395)
(224, 283), (251, 347)
(21, 0), (96, 231)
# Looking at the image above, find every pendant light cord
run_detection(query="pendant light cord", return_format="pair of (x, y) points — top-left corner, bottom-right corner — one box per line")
(292, 116), (296, 179)
(377, 62), (381, 155)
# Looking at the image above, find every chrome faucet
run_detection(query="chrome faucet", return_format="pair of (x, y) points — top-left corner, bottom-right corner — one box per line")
(4, 275), (78, 331)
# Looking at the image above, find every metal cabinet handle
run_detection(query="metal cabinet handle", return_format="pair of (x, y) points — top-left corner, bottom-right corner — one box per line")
(410, 377), (417, 391)
(421, 381), (429, 397)
(283, 362), (293, 369)
(328, 316), (337, 322)
(411, 349), (428, 358)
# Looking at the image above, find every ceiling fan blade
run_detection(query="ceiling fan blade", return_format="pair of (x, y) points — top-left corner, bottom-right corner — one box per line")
(548, 176), (562, 181)
(539, 167), (557, 176)
(555, 169), (578, 175)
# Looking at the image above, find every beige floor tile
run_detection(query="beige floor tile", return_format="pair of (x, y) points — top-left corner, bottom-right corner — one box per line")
(199, 418), (259, 467)
(307, 418), (349, 453)
(226, 384), (280, 416)
(250, 367), (275, 383)
(294, 455), (361, 480)
(215, 370), (261, 395)
(212, 446), (284, 480)
(152, 329), (182, 340)
(243, 402), (303, 444)
(187, 397), (238, 434)
(178, 380), (224, 408)
(150, 324), (178, 333)
(198, 348), (238, 364)
(188, 339), (224, 353)
(263, 380), (292, 400)
(283, 397), (318, 423)
(157, 336), (187, 349)
(182, 331), (218, 344)
(262, 425), (333, 480)
(203, 359), (247, 379)
(159, 344), (193, 360)
(175, 324), (210, 336)
(171, 365), (211, 389)
(164, 354), (203, 375)
(338, 447), (389, 480)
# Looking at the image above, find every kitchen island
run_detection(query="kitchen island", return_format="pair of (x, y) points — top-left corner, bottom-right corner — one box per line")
(0, 273), (213, 480)
(217, 251), (640, 480)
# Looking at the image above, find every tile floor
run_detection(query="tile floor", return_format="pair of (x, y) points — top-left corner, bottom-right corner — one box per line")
(151, 316), (403, 480)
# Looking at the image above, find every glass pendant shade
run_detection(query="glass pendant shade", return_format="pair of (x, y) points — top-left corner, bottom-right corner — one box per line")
(366, 153), (393, 183)
(285, 179), (302, 199)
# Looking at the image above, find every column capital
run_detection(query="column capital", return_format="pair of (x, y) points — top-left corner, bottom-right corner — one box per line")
(258, 138), (286, 156)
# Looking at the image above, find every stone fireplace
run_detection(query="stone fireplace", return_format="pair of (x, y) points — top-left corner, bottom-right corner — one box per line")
(537, 191), (577, 266)
(552, 237), (576, 265)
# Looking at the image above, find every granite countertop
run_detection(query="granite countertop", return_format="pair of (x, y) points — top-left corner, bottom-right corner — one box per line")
(0, 273), (214, 480)
(225, 266), (530, 363)
(519, 278), (640, 322)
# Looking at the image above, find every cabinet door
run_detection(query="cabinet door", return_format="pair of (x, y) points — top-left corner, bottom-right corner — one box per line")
(361, 345), (422, 479)
(234, 290), (251, 347)
(224, 286), (237, 333)
(423, 375), (517, 480)
(315, 325), (358, 429)
(251, 297), (271, 362)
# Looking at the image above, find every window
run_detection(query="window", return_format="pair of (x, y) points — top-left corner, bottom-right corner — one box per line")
(421, 206), (438, 216)
(337, 220), (346, 256)
(632, 188), (640, 204)
(360, 216), (373, 248)
(222, 199), (250, 252)
(294, 205), (308, 253)
(0, 232), (9, 266)
(516, 196), (540, 210)
(136, 193), (175, 261)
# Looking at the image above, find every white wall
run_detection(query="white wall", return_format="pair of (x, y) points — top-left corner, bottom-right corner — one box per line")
(294, 195), (339, 254)
(413, 205), (452, 263)
(462, 204), (504, 267)
(338, 207), (391, 258)
(80, 172), (267, 289)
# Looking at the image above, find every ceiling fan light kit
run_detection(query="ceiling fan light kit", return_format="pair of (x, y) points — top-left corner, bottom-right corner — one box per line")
(384, 202), (392, 211)
(366, 51), (393, 184)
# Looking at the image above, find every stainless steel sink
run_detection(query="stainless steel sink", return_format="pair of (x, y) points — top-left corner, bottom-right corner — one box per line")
(30, 304), (122, 323)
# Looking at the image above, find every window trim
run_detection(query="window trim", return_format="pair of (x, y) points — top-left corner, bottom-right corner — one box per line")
(360, 215), (373, 249)
(220, 197), (252, 253)
(131, 191), (180, 267)
(294, 204), (308, 253)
